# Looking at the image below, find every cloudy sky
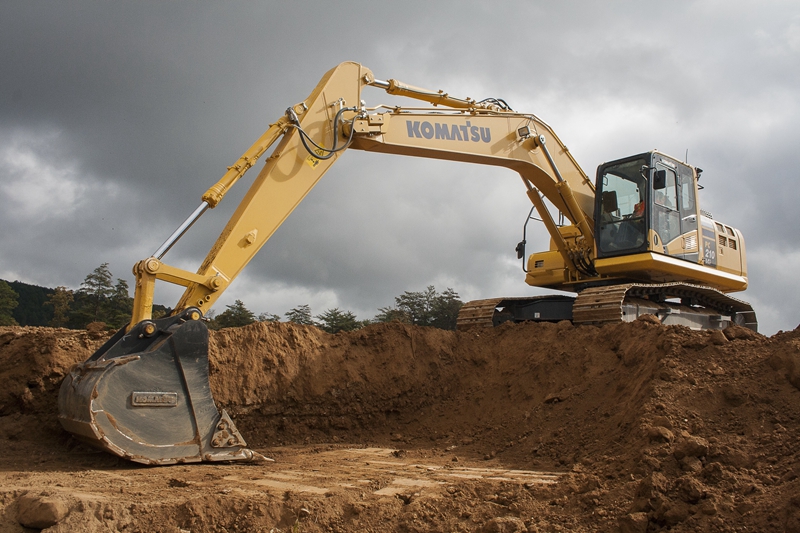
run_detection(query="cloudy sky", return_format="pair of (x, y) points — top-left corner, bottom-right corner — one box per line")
(1, 1), (798, 335)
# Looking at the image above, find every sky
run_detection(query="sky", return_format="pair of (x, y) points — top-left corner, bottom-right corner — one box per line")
(1, 1), (798, 335)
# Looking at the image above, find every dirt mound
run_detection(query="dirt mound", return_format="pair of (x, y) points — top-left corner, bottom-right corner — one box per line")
(1, 320), (799, 532)
(0, 326), (108, 444)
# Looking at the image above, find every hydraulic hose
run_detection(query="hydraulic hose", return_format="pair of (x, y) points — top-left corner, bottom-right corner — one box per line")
(287, 105), (359, 160)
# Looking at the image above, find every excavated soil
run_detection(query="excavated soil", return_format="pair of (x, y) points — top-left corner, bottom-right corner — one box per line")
(1, 318), (799, 532)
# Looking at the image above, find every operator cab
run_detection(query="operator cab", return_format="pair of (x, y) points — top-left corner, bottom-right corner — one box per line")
(594, 151), (699, 262)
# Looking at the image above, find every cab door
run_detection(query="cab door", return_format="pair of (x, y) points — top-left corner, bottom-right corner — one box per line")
(675, 163), (699, 262)
(651, 156), (699, 261)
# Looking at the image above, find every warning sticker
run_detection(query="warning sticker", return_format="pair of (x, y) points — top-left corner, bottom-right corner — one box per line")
(305, 147), (326, 169)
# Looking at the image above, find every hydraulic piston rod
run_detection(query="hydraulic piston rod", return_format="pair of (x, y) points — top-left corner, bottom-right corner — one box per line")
(153, 202), (210, 259)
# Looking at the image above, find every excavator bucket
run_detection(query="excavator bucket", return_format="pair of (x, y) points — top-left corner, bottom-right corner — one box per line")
(58, 309), (255, 465)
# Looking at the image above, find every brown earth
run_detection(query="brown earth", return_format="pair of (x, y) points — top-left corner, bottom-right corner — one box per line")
(0, 318), (799, 532)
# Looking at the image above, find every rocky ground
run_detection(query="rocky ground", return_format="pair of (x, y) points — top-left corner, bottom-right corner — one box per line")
(0, 317), (799, 532)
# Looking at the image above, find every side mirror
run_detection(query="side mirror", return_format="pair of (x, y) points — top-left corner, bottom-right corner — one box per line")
(653, 169), (667, 190)
(516, 240), (526, 260)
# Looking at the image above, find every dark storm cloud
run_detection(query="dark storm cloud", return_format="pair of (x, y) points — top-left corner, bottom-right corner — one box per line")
(1, 1), (798, 333)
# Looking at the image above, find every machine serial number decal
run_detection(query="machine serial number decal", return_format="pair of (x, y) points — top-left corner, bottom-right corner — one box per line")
(131, 392), (179, 407)
(406, 120), (491, 143)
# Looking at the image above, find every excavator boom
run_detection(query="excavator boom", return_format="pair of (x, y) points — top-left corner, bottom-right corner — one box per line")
(58, 62), (754, 464)
(137, 62), (599, 324)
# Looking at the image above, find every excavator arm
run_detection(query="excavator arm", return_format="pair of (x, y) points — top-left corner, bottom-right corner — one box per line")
(130, 61), (598, 328)
(129, 62), (369, 325)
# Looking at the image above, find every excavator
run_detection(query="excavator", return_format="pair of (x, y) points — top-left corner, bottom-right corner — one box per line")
(58, 61), (757, 465)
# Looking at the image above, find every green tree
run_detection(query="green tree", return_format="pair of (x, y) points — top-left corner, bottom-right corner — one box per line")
(8, 280), (53, 326)
(0, 280), (19, 326)
(73, 263), (114, 325)
(316, 307), (362, 333)
(429, 287), (463, 330)
(373, 306), (412, 324)
(107, 278), (134, 328)
(397, 285), (438, 326)
(285, 304), (315, 326)
(258, 312), (281, 322)
(374, 286), (463, 330)
(44, 286), (74, 327)
(211, 299), (256, 329)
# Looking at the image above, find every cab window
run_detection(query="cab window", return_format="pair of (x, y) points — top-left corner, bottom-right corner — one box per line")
(654, 166), (677, 209)
(679, 170), (695, 212)
(653, 165), (680, 246)
(597, 158), (647, 254)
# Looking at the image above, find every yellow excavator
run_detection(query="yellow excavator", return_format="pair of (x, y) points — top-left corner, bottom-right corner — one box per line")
(58, 61), (756, 465)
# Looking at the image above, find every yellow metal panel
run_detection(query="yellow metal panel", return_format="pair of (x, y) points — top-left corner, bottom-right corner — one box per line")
(595, 253), (747, 292)
(350, 113), (595, 225)
(524, 250), (569, 287)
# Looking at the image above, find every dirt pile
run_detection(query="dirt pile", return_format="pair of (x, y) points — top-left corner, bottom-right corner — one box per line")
(0, 319), (799, 532)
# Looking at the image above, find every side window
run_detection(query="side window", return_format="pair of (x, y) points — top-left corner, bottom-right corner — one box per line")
(678, 170), (695, 212)
(654, 167), (677, 210)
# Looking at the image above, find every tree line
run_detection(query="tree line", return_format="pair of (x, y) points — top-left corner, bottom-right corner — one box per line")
(0, 264), (165, 330)
(0, 264), (464, 332)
